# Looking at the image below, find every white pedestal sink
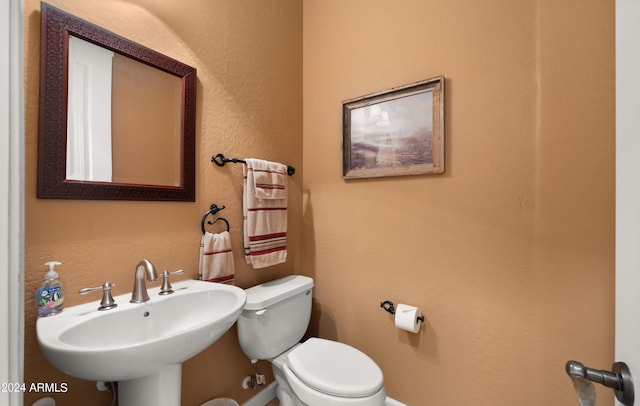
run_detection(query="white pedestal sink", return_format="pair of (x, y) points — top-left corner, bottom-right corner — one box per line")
(36, 280), (246, 406)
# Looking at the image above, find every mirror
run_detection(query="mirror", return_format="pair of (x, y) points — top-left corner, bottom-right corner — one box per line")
(38, 3), (196, 201)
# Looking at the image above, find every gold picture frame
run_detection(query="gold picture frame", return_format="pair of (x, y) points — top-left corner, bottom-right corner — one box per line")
(342, 76), (445, 179)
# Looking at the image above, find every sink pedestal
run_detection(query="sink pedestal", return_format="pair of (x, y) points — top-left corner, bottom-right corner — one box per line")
(119, 364), (182, 406)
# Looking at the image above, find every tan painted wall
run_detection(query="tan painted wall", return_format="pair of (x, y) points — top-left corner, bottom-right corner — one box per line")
(23, 0), (301, 405)
(534, 1), (615, 403)
(303, 1), (614, 405)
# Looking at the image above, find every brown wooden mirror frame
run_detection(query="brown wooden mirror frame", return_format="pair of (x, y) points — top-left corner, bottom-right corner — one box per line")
(37, 2), (196, 201)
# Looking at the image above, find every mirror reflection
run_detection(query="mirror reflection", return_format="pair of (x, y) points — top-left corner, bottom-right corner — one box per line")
(66, 37), (182, 186)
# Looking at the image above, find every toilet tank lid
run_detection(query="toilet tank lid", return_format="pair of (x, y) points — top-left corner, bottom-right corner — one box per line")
(244, 275), (314, 310)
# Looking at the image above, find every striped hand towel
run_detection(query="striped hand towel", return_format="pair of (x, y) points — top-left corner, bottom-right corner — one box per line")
(243, 158), (288, 268)
(199, 231), (235, 284)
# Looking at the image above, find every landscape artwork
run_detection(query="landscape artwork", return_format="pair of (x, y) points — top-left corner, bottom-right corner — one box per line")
(342, 76), (444, 179)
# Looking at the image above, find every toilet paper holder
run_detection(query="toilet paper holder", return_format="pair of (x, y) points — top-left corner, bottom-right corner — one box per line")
(380, 300), (424, 323)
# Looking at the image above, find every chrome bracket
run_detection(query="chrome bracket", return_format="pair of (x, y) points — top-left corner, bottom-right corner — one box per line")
(566, 360), (634, 406)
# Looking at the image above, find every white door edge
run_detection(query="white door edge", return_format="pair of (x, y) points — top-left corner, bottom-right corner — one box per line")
(616, 0), (640, 405)
(0, 0), (25, 405)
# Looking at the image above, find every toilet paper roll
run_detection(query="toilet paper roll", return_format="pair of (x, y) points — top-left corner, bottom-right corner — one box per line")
(394, 304), (421, 333)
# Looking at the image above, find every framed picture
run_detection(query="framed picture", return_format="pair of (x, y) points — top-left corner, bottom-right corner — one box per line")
(342, 76), (444, 179)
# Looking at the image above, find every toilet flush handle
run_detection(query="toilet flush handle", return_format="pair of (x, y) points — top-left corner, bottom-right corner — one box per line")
(255, 309), (268, 316)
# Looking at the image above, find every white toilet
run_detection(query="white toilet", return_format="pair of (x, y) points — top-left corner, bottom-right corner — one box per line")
(237, 275), (387, 406)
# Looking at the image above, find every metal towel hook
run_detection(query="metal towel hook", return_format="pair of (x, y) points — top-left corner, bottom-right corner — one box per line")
(566, 360), (634, 406)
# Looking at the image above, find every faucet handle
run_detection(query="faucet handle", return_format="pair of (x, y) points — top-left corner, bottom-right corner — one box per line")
(79, 282), (117, 311)
(159, 270), (185, 295)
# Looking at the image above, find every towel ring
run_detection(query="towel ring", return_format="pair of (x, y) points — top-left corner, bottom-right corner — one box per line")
(201, 203), (230, 234)
(205, 217), (230, 234)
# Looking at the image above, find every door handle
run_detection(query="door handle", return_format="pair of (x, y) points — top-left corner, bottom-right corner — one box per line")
(566, 360), (634, 406)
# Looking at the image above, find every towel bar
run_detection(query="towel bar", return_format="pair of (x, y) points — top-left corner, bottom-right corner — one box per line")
(211, 153), (295, 176)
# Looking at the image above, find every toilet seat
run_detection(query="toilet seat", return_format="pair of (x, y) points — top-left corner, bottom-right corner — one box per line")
(283, 338), (386, 405)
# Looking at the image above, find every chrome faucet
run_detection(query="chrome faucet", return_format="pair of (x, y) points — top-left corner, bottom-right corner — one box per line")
(130, 259), (158, 303)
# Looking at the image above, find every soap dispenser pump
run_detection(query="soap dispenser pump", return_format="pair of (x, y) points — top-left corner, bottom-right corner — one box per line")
(36, 261), (65, 317)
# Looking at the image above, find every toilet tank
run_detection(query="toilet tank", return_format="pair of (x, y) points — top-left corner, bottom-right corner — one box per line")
(237, 275), (314, 361)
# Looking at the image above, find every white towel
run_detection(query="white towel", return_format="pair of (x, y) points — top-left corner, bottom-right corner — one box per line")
(243, 158), (288, 268)
(252, 162), (287, 200)
(199, 231), (235, 284)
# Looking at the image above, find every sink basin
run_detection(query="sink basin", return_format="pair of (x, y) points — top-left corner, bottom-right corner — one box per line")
(37, 279), (246, 405)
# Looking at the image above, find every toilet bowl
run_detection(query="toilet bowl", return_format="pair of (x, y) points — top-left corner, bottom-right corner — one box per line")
(237, 275), (386, 406)
(283, 338), (386, 405)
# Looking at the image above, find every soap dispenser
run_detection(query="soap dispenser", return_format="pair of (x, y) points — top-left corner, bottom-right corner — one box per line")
(36, 261), (65, 317)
